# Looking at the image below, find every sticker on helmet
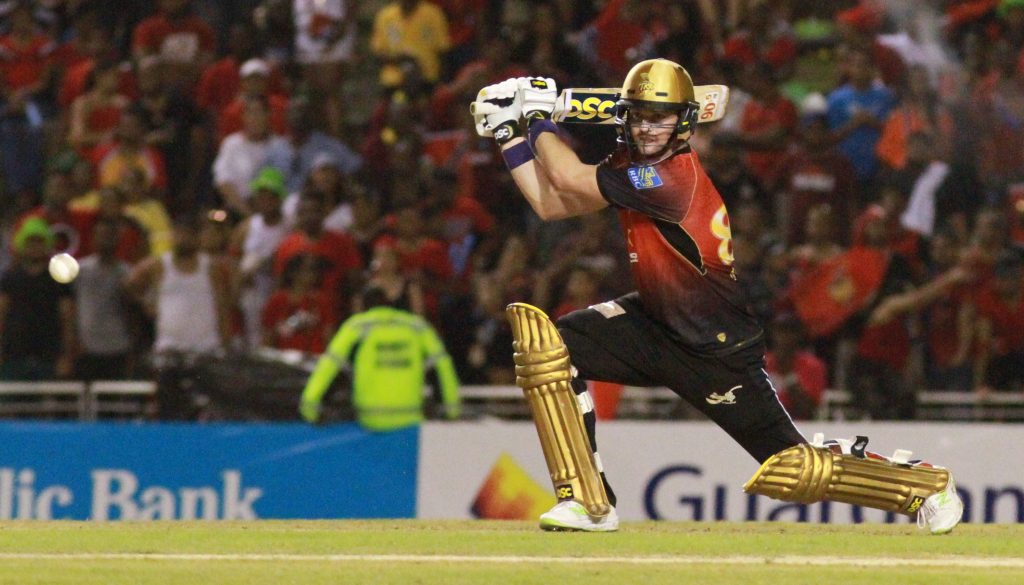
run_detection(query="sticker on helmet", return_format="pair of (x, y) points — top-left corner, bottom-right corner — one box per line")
(627, 166), (663, 189)
(637, 72), (655, 96)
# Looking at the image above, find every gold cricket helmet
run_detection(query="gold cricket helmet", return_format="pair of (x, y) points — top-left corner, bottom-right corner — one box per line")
(616, 58), (701, 158)
(620, 58), (696, 108)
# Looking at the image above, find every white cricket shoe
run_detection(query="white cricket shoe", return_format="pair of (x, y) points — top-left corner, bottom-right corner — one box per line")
(917, 474), (964, 535)
(539, 501), (619, 532)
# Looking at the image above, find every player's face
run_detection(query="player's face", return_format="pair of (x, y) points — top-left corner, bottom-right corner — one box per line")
(629, 109), (679, 156)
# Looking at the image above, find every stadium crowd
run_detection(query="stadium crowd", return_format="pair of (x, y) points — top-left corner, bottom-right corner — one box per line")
(2, 0), (1024, 421)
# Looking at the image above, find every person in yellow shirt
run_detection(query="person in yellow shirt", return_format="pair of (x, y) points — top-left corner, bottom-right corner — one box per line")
(120, 167), (173, 256)
(370, 0), (451, 88)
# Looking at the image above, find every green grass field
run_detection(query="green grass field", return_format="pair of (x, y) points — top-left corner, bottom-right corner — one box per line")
(0, 521), (1022, 585)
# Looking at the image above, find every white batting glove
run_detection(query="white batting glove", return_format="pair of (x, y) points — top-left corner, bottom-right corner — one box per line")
(518, 77), (558, 121)
(470, 78), (523, 143)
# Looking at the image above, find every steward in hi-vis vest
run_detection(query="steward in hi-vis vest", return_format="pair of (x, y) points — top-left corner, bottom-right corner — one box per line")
(299, 287), (460, 431)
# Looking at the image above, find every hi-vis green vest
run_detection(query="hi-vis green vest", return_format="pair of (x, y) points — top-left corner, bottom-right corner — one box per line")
(300, 306), (460, 431)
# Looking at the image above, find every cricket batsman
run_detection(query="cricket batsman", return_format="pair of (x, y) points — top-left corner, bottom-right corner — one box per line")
(470, 59), (964, 533)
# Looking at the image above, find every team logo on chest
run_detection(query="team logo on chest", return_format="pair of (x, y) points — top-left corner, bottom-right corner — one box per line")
(627, 165), (663, 189)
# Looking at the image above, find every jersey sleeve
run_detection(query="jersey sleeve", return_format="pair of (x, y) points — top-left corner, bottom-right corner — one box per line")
(596, 160), (686, 223)
(419, 320), (460, 419)
(300, 316), (359, 407)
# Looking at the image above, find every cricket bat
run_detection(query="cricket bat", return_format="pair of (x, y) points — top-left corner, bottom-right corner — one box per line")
(553, 84), (730, 125)
(470, 84), (729, 137)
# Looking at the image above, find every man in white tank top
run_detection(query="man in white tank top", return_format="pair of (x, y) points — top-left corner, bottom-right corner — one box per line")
(231, 167), (291, 349)
(125, 216), (234, 419)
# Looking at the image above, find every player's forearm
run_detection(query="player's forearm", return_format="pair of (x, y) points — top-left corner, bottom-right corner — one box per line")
(503, 138), (573, 220)
(506, 136), (604, 220)
(533, 132), (593, 193)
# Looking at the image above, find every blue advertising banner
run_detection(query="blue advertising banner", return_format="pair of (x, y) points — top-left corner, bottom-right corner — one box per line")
(0, 423), (418, 520)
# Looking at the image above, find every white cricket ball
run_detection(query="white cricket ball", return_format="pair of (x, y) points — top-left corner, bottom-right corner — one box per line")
(48, 253), (80, 284)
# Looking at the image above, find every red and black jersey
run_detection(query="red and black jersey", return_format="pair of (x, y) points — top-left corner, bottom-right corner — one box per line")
(596, 147), (762, 355)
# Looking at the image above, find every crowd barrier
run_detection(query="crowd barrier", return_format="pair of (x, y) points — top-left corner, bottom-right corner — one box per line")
(3, 381), (1024, 422)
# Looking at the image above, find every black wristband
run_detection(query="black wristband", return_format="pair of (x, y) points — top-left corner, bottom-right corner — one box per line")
(493, 121), (523, 146)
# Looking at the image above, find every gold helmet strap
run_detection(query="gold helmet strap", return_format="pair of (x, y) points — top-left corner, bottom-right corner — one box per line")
(506, 303), (611, 518)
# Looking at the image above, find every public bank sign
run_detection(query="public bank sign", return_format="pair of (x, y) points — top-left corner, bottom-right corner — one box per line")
(0, 423), (418, 520)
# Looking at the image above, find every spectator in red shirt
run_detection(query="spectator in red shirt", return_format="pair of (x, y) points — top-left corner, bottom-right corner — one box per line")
(215, 58), (289, 143)
(51, 11), (99, 73)
(274, 191), (364, 317)
(583, 0), (655, 81)
(777, 107), (857, 246)
(57, 24), (136, 109)
(728, 61), (798, 188)
(917, 230), (973, 391)
(131, 0), (216, 93)
(428, 40), (529, 131)
(788, 203), (847, 280)
(722, 2), (798, 74)
(434, 0), (487, 72)
(423, 168), (494, 282)
(195, 21), (262, 116)
(968, 250), (1024, 393)
(765, 313), (828, 420)
(962, 207), (1012, 280)
(377, 205), (453, 282)
(262, 253), (337, 354)
(835, 3), (908, 87)
(550, 266), (601, 321)
(374, 205), (453, 320)
(0, 2), (55, 104)
(965, 38), (1024, 196)
(845, 205), (918, 419)
(0, 2), (53, 199)
(67, 58), (130, 154)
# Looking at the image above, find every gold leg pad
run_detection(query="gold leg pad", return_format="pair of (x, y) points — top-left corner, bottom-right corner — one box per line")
(744, 444), (950, 515)
(506, 303), (611, 518)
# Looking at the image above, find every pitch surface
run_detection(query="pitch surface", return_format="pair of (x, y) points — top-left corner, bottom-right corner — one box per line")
(0, 521), (1021, 584)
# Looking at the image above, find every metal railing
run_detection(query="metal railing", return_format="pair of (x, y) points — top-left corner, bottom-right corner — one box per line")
(1, 381), (1023, 422)
(459, 386), (1024, 422)
(0, 381), (155, 420)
